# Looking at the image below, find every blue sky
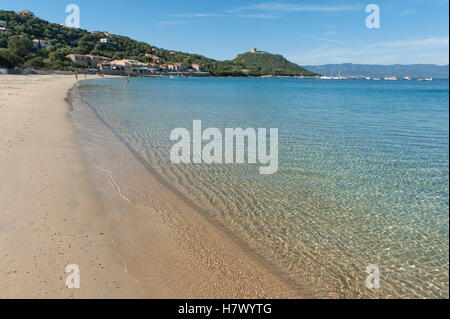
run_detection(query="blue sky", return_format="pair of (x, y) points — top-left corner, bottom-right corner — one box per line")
(1, 0), (448, 65)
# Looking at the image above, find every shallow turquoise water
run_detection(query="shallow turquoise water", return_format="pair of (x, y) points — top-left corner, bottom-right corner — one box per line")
(78, 78), (449, 298)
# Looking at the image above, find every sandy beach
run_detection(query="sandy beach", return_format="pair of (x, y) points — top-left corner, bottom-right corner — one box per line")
(0, 74), (144, 298)
(0, 75), (301, 298)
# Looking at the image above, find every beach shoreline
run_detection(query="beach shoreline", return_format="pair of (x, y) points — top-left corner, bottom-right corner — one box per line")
(0, 74), (144, 298)
(0, 75), (302, 298)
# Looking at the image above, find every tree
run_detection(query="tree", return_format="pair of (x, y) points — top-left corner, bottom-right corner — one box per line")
(7, 35), (33, 57)
(23, 56), (46, 68)
(0, 48), (23, 68)
(47, 49), (65, 61)
(111, 52), (125, 60)
(44, 48), (74, 70)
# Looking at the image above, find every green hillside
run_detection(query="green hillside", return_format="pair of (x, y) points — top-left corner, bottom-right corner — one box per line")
(0, 9), (316, 76)
(232, 51), (317, 76)
(0, 9), (217, 71)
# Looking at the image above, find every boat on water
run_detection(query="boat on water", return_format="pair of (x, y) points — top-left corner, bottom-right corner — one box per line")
(372, 78), (381, 81)
(384, 76), (398, 81)
(365, 77), (371, 80)
(320, 71), (347, 80)
(403, 76), (411, 80)
(418, 78), (433, 81)
(319, 75), (346, 80)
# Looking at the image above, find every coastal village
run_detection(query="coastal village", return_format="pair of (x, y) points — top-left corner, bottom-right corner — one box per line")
(1, 10), (209, 77)
(65, 50), (207, 77)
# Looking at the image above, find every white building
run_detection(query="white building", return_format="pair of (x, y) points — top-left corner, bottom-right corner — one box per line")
(66, 54), (111, 68)
(0, 20), (6, 37)
(32, 39), (53, 49)
(101, 59), (150, 75)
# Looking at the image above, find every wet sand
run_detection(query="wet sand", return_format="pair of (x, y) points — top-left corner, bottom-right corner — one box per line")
(0, 74), (301, 298)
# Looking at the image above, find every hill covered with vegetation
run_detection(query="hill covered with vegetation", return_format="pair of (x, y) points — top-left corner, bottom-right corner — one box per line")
(0, 9), (317, 76)
(232, 51), (316, 76)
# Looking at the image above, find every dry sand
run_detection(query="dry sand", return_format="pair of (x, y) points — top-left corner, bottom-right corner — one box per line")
(0, 74), (301, 298)
(0, 74), (142, 298)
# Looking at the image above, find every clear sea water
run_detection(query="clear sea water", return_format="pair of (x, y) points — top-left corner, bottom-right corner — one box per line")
(77, 77), (449, 298)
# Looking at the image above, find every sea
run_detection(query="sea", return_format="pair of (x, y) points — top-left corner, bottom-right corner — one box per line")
(74, 77), (449, 298)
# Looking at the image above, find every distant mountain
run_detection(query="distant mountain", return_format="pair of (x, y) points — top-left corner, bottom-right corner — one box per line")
(303, 63), (449, 79)
(232, 51), (318, 76)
